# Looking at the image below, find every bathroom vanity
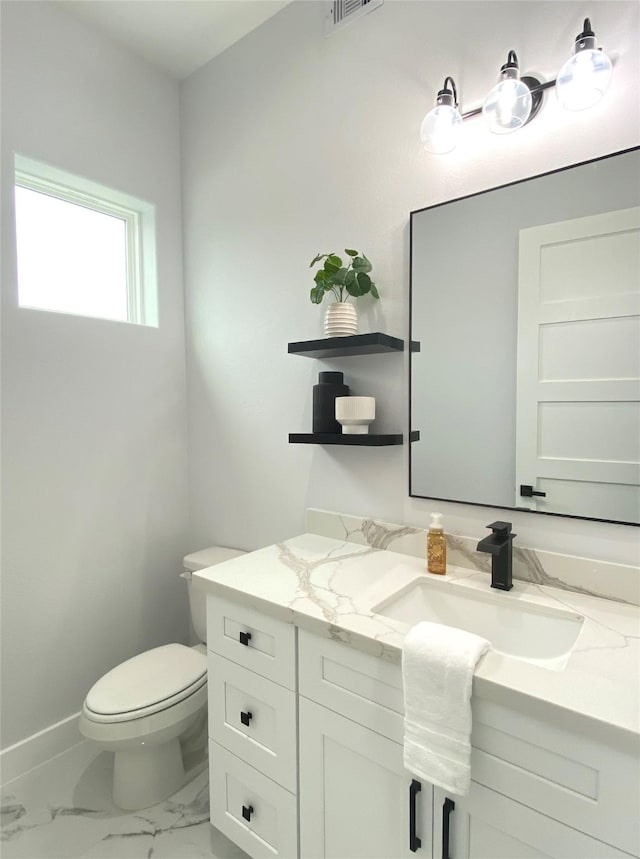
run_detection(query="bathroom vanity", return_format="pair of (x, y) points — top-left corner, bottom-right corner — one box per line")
(195, 528), (640, 859)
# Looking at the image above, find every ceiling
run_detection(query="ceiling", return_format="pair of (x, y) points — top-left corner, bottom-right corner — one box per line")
(56, 1), (293, 80)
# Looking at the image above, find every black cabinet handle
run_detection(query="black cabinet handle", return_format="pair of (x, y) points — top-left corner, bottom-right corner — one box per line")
(240, 710), (253, 726)
(442, 797), (455, 859)
(409, 779), (422, 852)
(520, 484), (546, 498)
(239, 630), (252, 646)
(242, 804), (254, 822)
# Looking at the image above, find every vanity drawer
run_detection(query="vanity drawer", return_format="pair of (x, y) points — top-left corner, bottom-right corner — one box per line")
(209, 740), (298, 859)
(208, 653), (297, 793)
(470, 699), (640, 857)
(298, 629), (404, 743)
(207, 594), (296, 690)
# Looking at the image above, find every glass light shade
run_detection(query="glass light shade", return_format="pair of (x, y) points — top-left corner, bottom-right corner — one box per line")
(420, 104), (463, 154)
(483, 76), (532, 134)
(556, 47), (612, 111)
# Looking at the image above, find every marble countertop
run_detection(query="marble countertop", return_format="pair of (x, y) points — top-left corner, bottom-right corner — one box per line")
(194, 533), (640, 745)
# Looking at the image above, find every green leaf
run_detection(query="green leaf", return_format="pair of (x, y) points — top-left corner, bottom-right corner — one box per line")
(345, 282), (362, 297)
(310, 252), (329, 267)
(332, 267), (348, 286)
(352, 255), (372, 273)
(350, 271), (371, 295)
(369, 282), (380, 300)
(310, 285), (325, 304)
(344, 248), (358, 257)
(314, 269), (329, 283)
(346, 274), (365, 297)
(324, 254), (342, 274)
(356, 271), (372, 294)
(345, 269), (356, 287)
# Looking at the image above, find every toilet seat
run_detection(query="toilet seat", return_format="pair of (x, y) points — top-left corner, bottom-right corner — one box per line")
(84, 644), (206, 724)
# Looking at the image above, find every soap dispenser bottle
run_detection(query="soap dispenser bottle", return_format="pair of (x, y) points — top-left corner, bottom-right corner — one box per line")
(427, 513), (446, 575)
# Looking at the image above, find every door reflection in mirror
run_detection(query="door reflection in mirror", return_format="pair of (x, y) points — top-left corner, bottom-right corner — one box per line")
(410, 148), (640, 525)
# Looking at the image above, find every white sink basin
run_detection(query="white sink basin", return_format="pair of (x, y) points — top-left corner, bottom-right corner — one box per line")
(372, 576), (584, 666)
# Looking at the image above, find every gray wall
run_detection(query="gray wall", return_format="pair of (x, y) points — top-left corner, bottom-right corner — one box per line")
(1, 2), (189, 749)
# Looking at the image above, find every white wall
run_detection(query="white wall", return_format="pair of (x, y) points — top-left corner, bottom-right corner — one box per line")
(1, 2), (189, 749)
(181, 0), (640, 565)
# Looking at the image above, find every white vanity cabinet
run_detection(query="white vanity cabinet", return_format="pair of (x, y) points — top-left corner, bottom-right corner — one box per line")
(463, 699), (640, 859)
(206, 594), (298, 859)
(433, 785), (634, 859)
(299, 697), (431, 859)
(297, 632), (640, 859)
(298, 629), (433, 858)
(206, 596), (640, 859)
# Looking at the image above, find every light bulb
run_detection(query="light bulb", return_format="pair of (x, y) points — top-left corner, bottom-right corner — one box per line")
(483, 51), (532, 134)
(421, 78), (463, 154)
(556, 19), (612, 111)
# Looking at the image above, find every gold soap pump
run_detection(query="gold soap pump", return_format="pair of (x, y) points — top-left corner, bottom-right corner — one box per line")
(427, 512), (446, 575)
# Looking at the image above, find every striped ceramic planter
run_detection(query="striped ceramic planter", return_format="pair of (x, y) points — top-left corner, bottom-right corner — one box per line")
(324, 302), (358, 337)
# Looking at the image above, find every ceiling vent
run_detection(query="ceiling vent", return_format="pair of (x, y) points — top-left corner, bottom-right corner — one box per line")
(325, 0), (383, 36)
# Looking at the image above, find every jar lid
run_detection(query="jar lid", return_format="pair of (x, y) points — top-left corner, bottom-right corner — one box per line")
(318, 371), (344, 384)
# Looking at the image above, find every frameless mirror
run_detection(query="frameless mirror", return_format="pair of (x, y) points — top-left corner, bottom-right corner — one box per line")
(410, 148), (640, 525)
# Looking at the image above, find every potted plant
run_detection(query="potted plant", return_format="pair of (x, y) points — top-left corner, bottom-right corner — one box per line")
(309, 249), (379, 337)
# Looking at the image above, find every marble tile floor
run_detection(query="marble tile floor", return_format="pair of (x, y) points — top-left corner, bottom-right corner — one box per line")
(1, 741), (248, 859)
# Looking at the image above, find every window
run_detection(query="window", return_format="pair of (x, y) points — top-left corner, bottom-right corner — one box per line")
(14, 155), (158, 326)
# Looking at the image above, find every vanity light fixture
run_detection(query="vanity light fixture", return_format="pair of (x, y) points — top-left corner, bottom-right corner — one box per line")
(482, 51), (538, 134)
(420, 76), (463, 154)
(420, 18), (612, 154)
(556, 18), (613, 111)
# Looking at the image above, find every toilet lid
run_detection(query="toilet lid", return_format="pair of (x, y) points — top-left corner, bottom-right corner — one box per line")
(85, 644), (206, 717)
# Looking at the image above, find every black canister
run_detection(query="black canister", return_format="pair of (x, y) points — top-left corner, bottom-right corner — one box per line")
(313, 371), (349, 433)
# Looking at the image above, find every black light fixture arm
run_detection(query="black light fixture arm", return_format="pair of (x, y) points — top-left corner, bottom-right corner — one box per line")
(436, 76), (459, 109)
(503, 49), (519, 71)
(577, 17), (596, 48)
(443, 76), (458, 105)
(581, 18), (594, 37)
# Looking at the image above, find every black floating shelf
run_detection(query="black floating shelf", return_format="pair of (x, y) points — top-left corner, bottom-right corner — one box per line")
(288, 332), (404, 359)
(289, 431), (419, 446)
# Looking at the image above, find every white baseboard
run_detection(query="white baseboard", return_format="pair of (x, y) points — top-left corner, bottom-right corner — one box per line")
(0, 712), (83, 786)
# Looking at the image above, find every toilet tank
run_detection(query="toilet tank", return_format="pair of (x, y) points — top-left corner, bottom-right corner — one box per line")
(182, 546), (246, 643)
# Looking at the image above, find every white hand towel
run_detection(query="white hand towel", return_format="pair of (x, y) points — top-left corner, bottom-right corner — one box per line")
(402, 620), (489, 796)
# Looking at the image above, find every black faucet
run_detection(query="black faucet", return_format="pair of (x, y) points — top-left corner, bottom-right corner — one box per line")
(476, 521), (516, 591)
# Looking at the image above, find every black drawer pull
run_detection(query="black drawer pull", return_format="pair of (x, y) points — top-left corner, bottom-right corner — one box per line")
(240, 710), (253, 726)
(442, 797), (455, 859)
(242, 804), (254, 822)
(409, 779), (421, 852)
(239, 631), (252, 646)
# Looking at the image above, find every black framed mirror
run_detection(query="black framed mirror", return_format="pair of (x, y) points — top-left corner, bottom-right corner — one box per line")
(409, 147), (640, 525)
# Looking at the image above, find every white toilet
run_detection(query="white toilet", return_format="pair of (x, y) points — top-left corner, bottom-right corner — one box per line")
(79, 546), (245, 811)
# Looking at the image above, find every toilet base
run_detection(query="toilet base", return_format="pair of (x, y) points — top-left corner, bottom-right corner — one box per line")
(113, 738), (185, 810)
